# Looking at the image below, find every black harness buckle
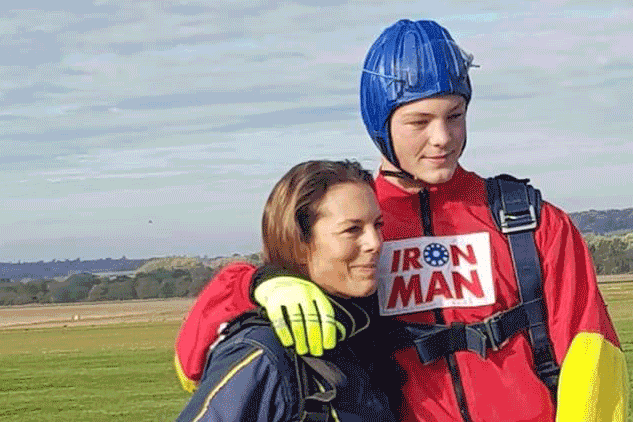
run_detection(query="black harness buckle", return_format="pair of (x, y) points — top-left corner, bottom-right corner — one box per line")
(481, 313), (504, 351)
(499, 205), (537, 234)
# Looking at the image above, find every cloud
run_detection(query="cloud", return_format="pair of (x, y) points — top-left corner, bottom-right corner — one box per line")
(110, 84), (320, 111)
(0, 154), (43, 165)
(0, 114), (27, 121)
(5, 124), (152, 145)
(0, 30), (63, 67)
(1, 0), (631, 261)
(0, 83), (72, 105)
(0, 1), (114, 15)
(168, 4), (214, 16)
(214, 105), (357, 132)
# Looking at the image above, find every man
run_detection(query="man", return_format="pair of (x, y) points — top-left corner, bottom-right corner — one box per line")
(175, 20), (628, 421)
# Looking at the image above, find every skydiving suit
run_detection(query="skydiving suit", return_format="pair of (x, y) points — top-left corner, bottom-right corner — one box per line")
(175, 286), (396, 422)
(175, 166), (627, 421)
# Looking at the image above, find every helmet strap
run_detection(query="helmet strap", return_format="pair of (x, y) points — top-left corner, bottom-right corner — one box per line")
(379, 168), (416, 181)
(380, 153), (418, 181)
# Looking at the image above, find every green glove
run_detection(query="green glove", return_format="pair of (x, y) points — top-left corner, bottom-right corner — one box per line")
(253, 276), (345, 356)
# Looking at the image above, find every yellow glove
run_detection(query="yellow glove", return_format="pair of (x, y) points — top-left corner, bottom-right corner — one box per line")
(253, 276), (345, 356)
(556, 332), (629, 422)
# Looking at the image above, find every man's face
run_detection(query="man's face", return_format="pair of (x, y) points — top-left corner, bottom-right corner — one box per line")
(389, 95), (467, 185)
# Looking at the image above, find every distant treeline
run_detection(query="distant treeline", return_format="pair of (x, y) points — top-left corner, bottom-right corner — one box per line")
(585, 232), (633, 275)
(0, 257), (150, 281)
(569, 208), (633, 235)
(569, 207), (633, 275)
(0, 255), (262, 306)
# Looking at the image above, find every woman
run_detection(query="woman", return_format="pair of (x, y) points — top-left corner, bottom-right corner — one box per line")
(175, 160), (396, 422)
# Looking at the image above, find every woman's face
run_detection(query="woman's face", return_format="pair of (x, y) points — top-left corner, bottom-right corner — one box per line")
(304, 182), (383, 298)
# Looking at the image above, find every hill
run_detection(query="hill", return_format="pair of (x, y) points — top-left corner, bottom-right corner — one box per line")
(569, 208), (633, 235)
(567, 208), (633, 275)
(0, 253), (263, 306)
(0, 257), (150, 281)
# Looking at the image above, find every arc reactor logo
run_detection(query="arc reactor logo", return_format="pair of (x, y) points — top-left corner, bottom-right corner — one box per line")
(423, 243), (449, 267)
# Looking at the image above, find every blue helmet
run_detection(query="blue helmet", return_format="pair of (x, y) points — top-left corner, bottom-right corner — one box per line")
(360, 20), (474, 167)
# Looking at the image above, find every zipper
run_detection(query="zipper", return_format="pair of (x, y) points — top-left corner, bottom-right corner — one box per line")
(418, 189), (473, 422)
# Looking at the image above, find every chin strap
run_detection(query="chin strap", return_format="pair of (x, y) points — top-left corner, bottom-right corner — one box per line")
(379, 168), (417, 181)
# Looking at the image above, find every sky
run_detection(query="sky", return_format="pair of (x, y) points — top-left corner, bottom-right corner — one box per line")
(1, 0), (632, 262)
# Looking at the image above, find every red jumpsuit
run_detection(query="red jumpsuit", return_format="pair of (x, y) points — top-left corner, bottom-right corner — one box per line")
(175, 166), (621, 421)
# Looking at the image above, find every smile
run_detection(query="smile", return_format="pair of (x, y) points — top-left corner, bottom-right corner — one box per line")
(424, 151), (454, 163)
(425, 151), (452, 159)
(352, 265), (377, 275)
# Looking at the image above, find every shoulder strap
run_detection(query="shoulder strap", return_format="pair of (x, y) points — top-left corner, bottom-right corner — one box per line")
(485, 174), (560, 398)
(218, 308), (270, 338)
(297, 356), (347, 422)
(294, 354), (346, 422)
(221, 310), (341, 422)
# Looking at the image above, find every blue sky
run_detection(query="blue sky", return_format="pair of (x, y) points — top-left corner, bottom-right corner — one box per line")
(1, 0), (632, 262)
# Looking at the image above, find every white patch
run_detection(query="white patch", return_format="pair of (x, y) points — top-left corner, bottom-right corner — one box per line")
(207, 322), (229, 359)
(377, 232), (495, 316)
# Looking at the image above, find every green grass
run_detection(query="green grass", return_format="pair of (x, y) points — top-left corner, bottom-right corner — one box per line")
(0, 322), (190, 422)
(2, 281), (633, 421)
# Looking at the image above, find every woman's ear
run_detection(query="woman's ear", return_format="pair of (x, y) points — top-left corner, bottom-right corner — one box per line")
(297, 241), (309, 264)
(295, 241), (313, 279)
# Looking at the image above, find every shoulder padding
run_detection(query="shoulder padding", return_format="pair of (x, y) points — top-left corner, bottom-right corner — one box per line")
(485, 174), (542, 232)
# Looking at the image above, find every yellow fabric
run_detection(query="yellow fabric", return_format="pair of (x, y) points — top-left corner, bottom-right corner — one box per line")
(174, 352), (198, 393)
(556, 332), (629, 422)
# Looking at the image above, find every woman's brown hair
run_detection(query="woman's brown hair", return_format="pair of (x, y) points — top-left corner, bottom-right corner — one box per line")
(262, 160), (374, 277)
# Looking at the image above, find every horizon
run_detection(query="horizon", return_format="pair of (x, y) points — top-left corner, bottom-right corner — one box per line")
(2, 1), (632, 262)
(0, 253), (251, 264)
(3, 205), (632, 264)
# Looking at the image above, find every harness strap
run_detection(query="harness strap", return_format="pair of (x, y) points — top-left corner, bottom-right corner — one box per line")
(221, 310), (341, 422)
(394, 302), (532, 363)
(296, 356), (345, 422)
(487, 175), (560, 397)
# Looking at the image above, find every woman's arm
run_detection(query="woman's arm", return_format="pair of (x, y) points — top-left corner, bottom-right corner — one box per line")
(175, 339), (293, 422)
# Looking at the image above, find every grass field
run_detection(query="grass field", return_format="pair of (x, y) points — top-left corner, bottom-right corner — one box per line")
(0, 300), (192, 421)
(1, 281), (633, 421)
(0, 321), (190, 421)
